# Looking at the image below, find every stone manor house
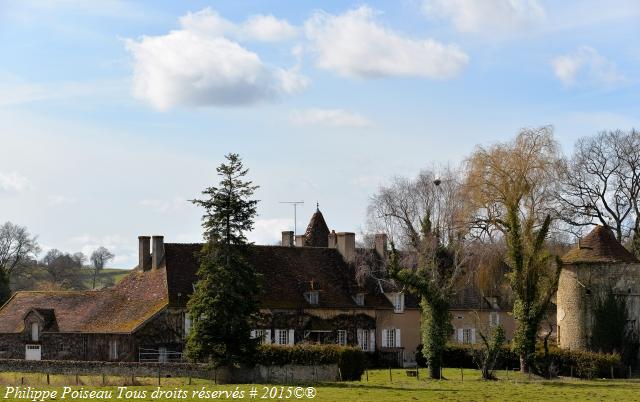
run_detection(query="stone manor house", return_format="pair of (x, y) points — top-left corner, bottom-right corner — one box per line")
(0, 209), (523, 365)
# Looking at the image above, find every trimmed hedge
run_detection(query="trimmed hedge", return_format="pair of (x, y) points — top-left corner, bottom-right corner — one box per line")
(415, 343), (625, 378)
(255, 344), (366, 381)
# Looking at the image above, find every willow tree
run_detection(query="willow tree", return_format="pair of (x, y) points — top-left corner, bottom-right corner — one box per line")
(370, 168), (467, 379)
(465, 126), (563, 372)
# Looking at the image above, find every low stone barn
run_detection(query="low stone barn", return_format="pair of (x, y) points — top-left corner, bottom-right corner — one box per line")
(556, 225), (640, 351)
(0, 209), (421, 364)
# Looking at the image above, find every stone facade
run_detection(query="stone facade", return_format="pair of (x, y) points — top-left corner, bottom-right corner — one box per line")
(557, 262), (640, 350)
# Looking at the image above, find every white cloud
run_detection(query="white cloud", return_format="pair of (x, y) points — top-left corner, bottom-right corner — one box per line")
(304, 6), (468, 79)
(0, 171), (32, 194)
(552, 46), (625, 88)
(248, 218), (293, 245)
(290, 108), (373, 128)
(423, 0), (545, 34)
(125, 8), (306, 110)
(241, 15), (297, 42)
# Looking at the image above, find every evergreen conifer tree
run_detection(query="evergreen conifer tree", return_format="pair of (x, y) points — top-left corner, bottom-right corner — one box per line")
(185, 153), (261, 365)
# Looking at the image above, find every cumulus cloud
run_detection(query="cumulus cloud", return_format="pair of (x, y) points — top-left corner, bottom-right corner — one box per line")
(125, 8), (306, 110)
(552, 46), (625, 88)
(423, 0), (545, 34)
(0, 171), (32, 194)
(290, 108), (373, 128)
(248, 218), (293, 245)
(304, 6), (468, 79)
(241, 15), (297, 42)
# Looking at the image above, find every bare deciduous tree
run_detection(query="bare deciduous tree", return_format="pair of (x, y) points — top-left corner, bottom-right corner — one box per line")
(41, 249), (87, 290)
(90, 246), (115, 289)
(369, 167), (469, 379)
(0, 222), (40, 303)
(556, 129), (640, 255)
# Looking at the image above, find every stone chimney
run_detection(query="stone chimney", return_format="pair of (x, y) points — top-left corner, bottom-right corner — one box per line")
(281, 231), (294, 247)
(138, 236), (151, 271)
(295, 235), (306, 247)
(336, 232), (355, 264)
(328, 230), (337, 249)
(151, 235), (165, 269)
(374, 233), (388, 258)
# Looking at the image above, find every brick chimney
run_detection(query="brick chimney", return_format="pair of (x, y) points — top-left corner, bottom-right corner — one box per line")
(281, 231), (294, 247)
(374, 233), (388, 258)
(138, 236), (151, 271)
(328, 230), (337, 249)
(151, 235), (165, 269)
(336, 232), (355, 264)
(295, 235), (306, 247)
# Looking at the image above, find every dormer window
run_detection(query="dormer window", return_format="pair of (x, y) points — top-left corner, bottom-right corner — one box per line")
(306, 291), (319, 305)
(355, 293), (365, 306)
(393, 293), (405, 313)
(31, 322), (39, 342)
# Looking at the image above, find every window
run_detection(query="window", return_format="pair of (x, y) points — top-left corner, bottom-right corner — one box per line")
(462, 329), (472, 344)
(251, 329), (265, 344)
(307, 291), (319, 305)
(393, 293), (404, 313)
(275, 329), (292, 345)
(337, 330), (347, 346)
(109, 340), (118, 360)
(385, 329), (396, 347)
(358, 329), (369, 351)
(30, 322), (39, 342)
(184, 313), (192, 337)
(355, 293), (365, 306)
(489, 312), (499, 327)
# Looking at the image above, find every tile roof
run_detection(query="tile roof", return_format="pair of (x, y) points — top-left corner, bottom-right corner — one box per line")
(164, 243), (394, 309)
(562, 225), (639, 265)
(303, 208), (330, 247)
(0, 267), (168, 334)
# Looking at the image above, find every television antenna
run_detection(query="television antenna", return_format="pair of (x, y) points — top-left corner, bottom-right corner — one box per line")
(280, 201), (304, 235)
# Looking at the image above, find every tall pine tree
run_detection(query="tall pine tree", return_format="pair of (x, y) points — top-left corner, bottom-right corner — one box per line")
(186, 153), (261, 365)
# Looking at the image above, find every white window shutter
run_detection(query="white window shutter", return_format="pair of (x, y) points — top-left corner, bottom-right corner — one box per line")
(250, 330), (256, 339)
(357, 328), (363, 348)
(395, 328), (401, 347)
(265, 329), (272, 344)
(381, 329), (388, 347)
(400, 293), (405, 311)
(496, 313), (500, 325)
(471, 328), (476, 344)
(457, 328), (463, 343)
(369, 330), (376, 351)
(274, 329), (281, 344)
(288, 329), (295, 345)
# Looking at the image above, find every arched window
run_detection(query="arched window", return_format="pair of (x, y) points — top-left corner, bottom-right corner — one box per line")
(31, 322), (39, 342)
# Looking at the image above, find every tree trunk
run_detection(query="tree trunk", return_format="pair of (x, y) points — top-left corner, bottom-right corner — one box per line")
(428, 363), (441, 379)
(519, 355), (529, 373)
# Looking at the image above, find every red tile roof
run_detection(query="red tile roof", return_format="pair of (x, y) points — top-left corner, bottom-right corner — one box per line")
(562, 226), (638, 265)
(0, 267), (168, 334)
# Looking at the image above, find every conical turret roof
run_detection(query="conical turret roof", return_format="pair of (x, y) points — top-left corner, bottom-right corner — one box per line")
(303, 207), (330, 247)
(562, 225), (638, 265)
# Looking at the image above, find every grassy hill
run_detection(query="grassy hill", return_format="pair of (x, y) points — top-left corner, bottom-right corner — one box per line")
(11, 266), (132, 292)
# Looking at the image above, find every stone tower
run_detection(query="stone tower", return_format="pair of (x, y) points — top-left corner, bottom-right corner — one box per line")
(557, 226), (640, 351)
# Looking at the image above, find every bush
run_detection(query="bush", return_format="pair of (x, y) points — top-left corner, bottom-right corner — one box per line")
(255, 344), (366, 381)
(422, 343), (624, 379)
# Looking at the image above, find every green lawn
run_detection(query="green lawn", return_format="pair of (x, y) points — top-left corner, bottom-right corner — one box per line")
(2, 368), (640, 401)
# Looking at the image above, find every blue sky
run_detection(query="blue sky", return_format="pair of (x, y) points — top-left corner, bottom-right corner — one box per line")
(1, 0), (639, 267)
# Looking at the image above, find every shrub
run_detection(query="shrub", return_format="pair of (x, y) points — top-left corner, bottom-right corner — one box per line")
(254, 344), (365, 381)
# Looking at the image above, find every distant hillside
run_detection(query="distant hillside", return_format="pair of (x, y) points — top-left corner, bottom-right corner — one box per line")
(11, 267), (132, 292)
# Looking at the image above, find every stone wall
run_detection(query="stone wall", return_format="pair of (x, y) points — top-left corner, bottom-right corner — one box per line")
(0, 359), (338, 384)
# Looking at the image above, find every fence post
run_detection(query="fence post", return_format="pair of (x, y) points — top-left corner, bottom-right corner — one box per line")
(570, 366), (573, 378)
(46, 373), (50, 385)
(102, 374), (105, 386)
(388, 367), (392, 382)
(611, 366), (614, 379)
(365, 367), (368, 382)
(460, 367), (463, 381)
(630, 365), (633, 379)
(157, 367), (161, 386)
(76, 373), (79, 385)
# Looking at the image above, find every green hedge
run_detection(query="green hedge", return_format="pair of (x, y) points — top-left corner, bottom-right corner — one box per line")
(255, 344), (366, 381)
(415, 343), (624, 378)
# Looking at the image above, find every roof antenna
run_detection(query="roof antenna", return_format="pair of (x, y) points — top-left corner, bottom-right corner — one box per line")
(280, 201), (304, 236)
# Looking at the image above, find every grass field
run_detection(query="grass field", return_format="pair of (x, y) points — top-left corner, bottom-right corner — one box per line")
(2, 368), (640, 401)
